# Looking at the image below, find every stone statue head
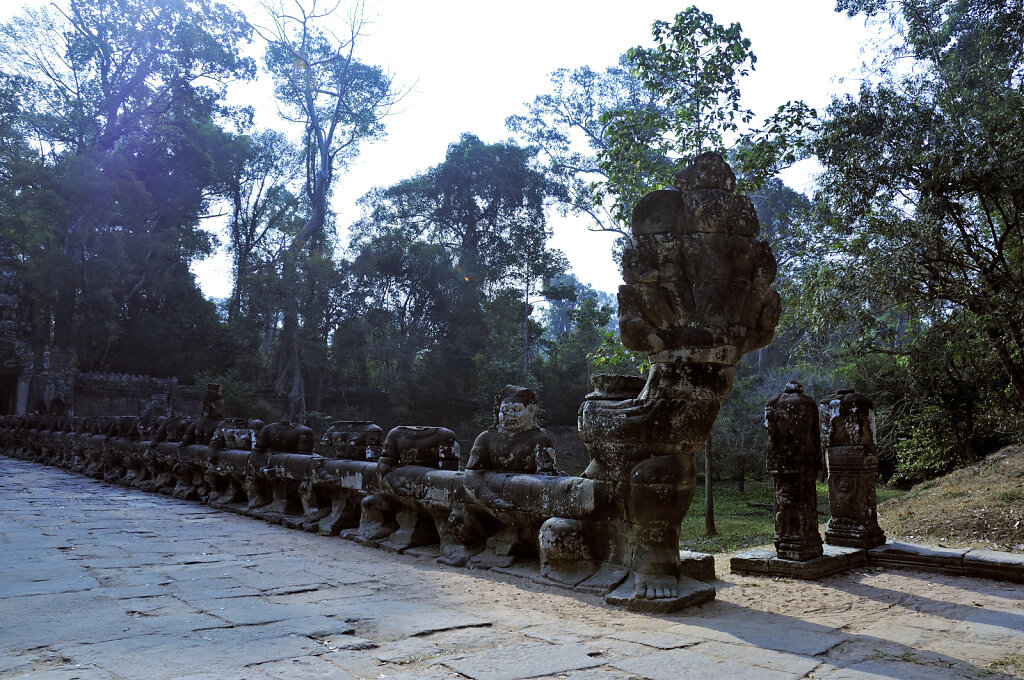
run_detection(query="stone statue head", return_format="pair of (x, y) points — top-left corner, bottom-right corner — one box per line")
(494, 385), (539, 434)
(201, 383), (224, 420)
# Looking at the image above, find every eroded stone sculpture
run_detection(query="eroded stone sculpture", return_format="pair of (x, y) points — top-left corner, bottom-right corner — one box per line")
(579, 152), (780, 608)
(820, 389), (886, 549)
(464, 385), (557, 567)
(765, 381), (823, 561)
(316, 421), (384, 460)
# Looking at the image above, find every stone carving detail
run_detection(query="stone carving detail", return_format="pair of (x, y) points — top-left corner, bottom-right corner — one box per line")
(820, 389), (886, 549)
(764, 381), (823, 561)
(254, 421), (315, 455)
(209, 418), (265, 452)
(579, 152), (780, 608)
(466, 386), (555, 477)
(316, 421), (384, 460)
(379, 426), (460, 479)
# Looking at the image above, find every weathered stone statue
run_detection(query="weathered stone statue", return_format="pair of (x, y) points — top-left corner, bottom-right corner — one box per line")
(356, 426), (461, 549)
(579, 152), (780, 607)
(464, 386), (556, 507)
(462, 385), (557, 567)
(765, 381), (823, 561)
(379, 426), (460, 482)
(253, 420), (315, 455)
(820, 389), (886, 549)
(180, 383), (224, 446)
(317, 421), (384, 460)
(353, 426), (458, 544)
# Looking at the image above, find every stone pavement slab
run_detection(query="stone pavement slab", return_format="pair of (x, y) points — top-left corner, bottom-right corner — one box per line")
(2, 456), (1023, 680)
(441, 642), (604, 680)
(254, 655), (358, 680)
(610, 647), (803, 680)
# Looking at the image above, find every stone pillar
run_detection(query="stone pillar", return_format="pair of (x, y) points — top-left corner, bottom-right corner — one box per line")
(764, 381), (823, 561)
(820, 389), (886, 548)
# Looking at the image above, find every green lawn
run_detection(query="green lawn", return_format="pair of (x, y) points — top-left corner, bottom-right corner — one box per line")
(679, 479), (905, 554)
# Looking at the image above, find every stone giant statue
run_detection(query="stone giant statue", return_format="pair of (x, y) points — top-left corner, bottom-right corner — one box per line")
(580, 152), (780, 605)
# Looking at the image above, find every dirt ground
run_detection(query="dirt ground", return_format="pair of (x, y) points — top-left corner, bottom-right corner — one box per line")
(879, 445), (1024, 553)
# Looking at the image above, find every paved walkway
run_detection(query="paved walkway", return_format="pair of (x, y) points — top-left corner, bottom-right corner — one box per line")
(1, 456), (1022, 680)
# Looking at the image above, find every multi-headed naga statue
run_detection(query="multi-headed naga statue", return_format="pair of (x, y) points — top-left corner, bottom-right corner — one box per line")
(580, 152), (780, 604)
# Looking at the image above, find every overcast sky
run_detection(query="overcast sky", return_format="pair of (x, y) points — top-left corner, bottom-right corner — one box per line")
(8, 0), (878, 298)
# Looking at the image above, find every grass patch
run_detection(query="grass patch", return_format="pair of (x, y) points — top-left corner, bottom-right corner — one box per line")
(679, 478), (906, 554)
(877, 485), (905, 504)
(994, 489), (1022, 503)
(990, 653), (1024, 679)
(680, 479), (775, 553)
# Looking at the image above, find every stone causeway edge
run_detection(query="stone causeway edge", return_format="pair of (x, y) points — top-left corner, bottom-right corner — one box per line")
(732, 540), (1024, 584)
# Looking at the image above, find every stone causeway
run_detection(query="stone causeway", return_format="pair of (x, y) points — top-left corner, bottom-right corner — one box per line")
(3, 456), (1023, 680)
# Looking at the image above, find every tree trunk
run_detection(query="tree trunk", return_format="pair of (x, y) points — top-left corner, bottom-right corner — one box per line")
(991, 334), (1024, 407)
(704, 439), (717, 537)
(522, 283), (530, 375)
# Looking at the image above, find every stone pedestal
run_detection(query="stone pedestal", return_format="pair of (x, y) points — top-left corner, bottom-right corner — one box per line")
(820, 390), (886, 549)
(764, 381), (823, 561)
(731, 544), (866, 579)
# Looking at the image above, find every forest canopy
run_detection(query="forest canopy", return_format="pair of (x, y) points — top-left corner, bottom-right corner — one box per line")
(0, 0), (1020, 485)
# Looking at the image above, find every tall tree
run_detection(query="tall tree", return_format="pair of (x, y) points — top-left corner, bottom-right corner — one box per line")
(0, 0), (254, 376)
(224, 129), (302, 324)
(354, 133), (568, 375)
(510, 7), (815, 230)
(260, 0), (399, 417)
(507, 59), (661, 237)
(807, 0), (1024, 475)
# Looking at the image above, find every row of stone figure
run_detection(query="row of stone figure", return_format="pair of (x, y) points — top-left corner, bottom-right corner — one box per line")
(0, 383), (625, 600)
(0, 377), (889, 607)
(765, 382), (887, 563)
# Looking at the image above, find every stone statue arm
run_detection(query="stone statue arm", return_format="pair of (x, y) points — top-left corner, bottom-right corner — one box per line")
(180, 421), (198, 447)
(464, 432), (514, 512)
(376, 435), (403, 495)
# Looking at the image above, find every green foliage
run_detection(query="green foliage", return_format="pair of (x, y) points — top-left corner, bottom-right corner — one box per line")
(891, 405), (970, 486)
(588, 330), (649, 377)
(594, 6), (816, 223)
(506, 58), (655, 237)
(194, 370), (275, 422)
(994, 489), (1022, 503)
(532, 297), (614, 425)
(343, 134), (570, 429)
(259, 0), (400, 417)
(803, 0), (1024, 477)
(604, 6), (756, 209)
(0, 0), (254, 378)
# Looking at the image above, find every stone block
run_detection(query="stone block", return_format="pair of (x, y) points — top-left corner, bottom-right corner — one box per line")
(963, 548), (1024, 583)
(679, 550), (715, 581)
(608, 629), (701, 650)
(611, 647), (800, 680)
(867, 540), (968, 574)
(729, 549), (774, 575)
(572, 563), (629, 595)
(441, 642), (604, 680)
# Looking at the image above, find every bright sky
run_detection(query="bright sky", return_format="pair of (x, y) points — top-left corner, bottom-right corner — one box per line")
(7, 0), (878, 299)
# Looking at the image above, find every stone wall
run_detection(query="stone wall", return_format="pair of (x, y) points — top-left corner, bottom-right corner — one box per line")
(73, 373), (201, 418)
